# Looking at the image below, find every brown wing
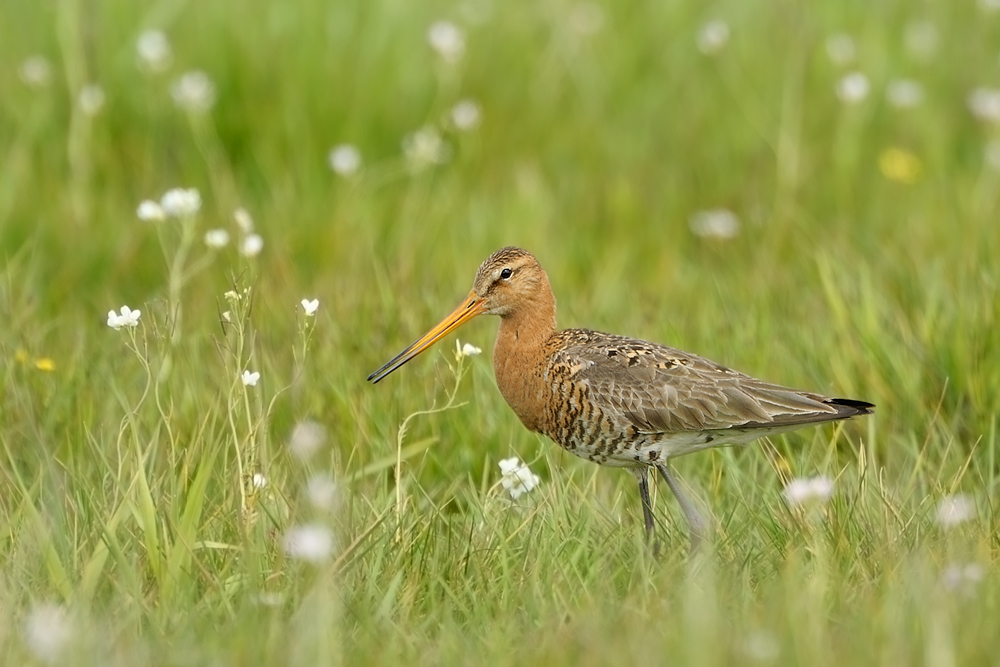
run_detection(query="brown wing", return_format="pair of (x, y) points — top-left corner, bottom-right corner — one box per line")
(550, 330), (872, 435)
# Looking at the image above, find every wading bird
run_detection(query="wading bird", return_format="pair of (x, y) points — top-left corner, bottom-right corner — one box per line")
(368, 247), (874, 550)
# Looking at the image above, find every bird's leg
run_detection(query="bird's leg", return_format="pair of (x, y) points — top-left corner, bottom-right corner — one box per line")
(655, 462), (708, 554)
(636, 469), (656, 541)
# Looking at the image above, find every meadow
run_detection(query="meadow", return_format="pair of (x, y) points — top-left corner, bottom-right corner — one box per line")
(1, 0), (999, 664)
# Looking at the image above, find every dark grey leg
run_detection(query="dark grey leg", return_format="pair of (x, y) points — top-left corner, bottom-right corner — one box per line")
(655, 462), (708, 553)
(637, 469), (656, 540)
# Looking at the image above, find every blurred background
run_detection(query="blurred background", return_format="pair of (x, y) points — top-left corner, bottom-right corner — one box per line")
(1, 0), (999, 663)
(3, 0), (997, 473)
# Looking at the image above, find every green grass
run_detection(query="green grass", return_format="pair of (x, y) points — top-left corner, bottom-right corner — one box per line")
(2, 0), (999, 663)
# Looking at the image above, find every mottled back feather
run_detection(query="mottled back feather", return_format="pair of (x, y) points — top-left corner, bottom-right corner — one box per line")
(546, 329), (872, 438)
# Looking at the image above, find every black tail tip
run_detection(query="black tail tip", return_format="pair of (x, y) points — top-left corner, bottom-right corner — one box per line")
(827, 397), (876, 416)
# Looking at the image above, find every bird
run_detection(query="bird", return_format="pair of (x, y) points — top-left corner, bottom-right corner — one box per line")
(368, 247), (874, 551)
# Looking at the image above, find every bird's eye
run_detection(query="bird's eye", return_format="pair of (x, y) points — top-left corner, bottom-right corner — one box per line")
(500, 268), (512, 280)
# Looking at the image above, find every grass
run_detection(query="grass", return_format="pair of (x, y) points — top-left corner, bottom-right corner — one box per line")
(1, 0), (999, 663)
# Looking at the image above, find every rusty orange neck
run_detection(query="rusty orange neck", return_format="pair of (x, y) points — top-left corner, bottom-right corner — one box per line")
(491, 269), (557, 433)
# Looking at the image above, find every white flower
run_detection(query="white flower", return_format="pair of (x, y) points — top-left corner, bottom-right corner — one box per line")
(836, 72), (870, 104)
(282, 524), (336, 562)
(689, 208), (740, 240)
(222, 311), (232, 322)
(782, 476), (834, 506)
(224, 290), (240, 302)
(301, 299), (320, 316)
(935, 494), (975, 527)
(886, 79), (924, 109)
(204, 229), (230, 248)
(136, 30), (172, 72)
(968, 88), (1000, 123)
(456, 340), (482, 358)
(568, 2), (605, 36)
(107, 305), (141, 330)
(160, 188), (201, 217)
(825, 33), (856, 66)
(450, 99), (481, 131)
(905, 20), (938, 59)
(498, 457), (541, 500)
(306, 474), (339, 511)
(23, 603), (73, 664)
(697, 20), (730, 55)
(19, 56), (52, 88)
(234, 207), (254, 233)
(78, 84), (105, 115)
(137, 200), (165, 222)
(241, 370), (260, 387)
(240, 233), (264, 257)
(403, 127), (450, 168)
(328, 144), (362, 176)
(428, 21), (465, 62)
(252, 472), (268, 489)
(171, 70), (216, 112)
(942, 562), (985, 592)
(289, 420), (327, 460)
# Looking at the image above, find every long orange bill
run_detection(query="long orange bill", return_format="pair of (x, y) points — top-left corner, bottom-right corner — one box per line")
(368, 291), (486, 384)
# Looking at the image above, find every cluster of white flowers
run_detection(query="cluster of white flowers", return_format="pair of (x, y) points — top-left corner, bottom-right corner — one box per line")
(136, 30), (172, 72)
(328, 144), (362, 176)
(240, 233), (263, 257)
(161, 187), (202, 217)
(968, 88), (1000, 123)
(107, 305), (141, 330)
(689, 208), (740, 240)
(306, 474), (339, 511)
(836, 72), (870, 104)
(904, 20), (938, 59)
(825, 33), (856, 65)
(171, 70), (216, 112)
(782, 476), (834, 506)
(428, 21), (465, 62)
(19, 56), (52, 88)
(78, 84), (105, 116)
(288, 420), (327, 460)
(935, 494), (975, 527)
(234, 207), (254, 234)
(498, 457), (541, 500)
(229, 208), (264, 257)
(942, 562), (985, 593)
(204, 229), (230, 248)
(886, 79), (924, 109)
(282, 523), (336, 562)
(138, 188), (201, 222)
(697, 20), (730, 55)
(450, 99), (481, 131)
(403, 127), (450, 168)
(23, 603), (73, 663)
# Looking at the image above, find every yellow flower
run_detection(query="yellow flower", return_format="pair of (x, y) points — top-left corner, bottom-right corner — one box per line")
(879, 148), (922, 184)
(35, 358), (55, 372)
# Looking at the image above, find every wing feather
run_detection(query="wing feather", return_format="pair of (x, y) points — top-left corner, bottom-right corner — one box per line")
(549, 330), (856, 436)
